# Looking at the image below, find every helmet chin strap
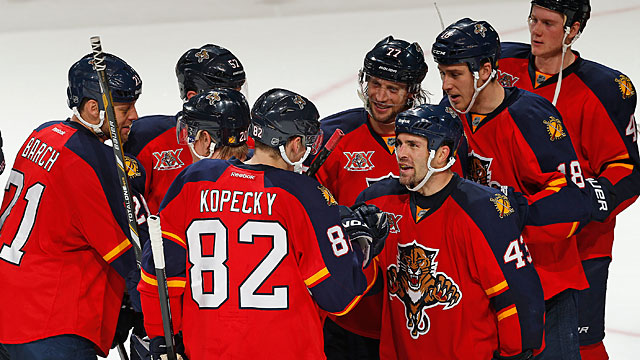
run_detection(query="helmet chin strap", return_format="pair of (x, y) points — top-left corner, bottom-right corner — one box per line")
(400, 150), (457, 192)
(279, 145), (311, 174)
(551, 27), (580, 106)
(189, 141), (216, 161)
(73, 107), (106, 138)
(450, 69), (496, 115)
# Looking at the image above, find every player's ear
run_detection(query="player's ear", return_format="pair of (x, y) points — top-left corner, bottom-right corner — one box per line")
(567, 21), (581, 43)
(81, 99), (101, 124)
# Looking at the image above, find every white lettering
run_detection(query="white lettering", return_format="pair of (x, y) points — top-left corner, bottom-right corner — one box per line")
(267, 193), (277, 216)
(230, 191), (242, 213)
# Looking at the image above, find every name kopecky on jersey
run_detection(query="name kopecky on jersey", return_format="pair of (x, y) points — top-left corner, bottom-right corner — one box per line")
(153, 149), (185, 171)
(200, 189), (276, 215)
(20, 135), (61, 172)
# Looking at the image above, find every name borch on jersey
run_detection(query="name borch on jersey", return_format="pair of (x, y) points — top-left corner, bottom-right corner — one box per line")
(200, 188), (276, 215)
(20, 135), (61, 172)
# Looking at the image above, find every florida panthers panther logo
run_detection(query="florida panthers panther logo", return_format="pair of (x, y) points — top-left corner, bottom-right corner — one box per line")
(467, 150), (493, 186)
(388, 241), (461, 339)
(344, 151), (375, 171)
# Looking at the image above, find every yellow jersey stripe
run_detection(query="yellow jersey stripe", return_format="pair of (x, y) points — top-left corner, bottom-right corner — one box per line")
(545, 187), (561, 193)
(567, 221), (580, 238)
(607, 163), (634, 170)
(485, 280), (508, 296)
(609, 154), (630, 162)
(305, 267), (330, 287)
(163, 231), (186, 247)
(103, 239), (131, 263)
(497, 305), (518, 321)
(548, 178), (567, 187)
(140, 270), (186, 288)
(333, 294), (363, 316)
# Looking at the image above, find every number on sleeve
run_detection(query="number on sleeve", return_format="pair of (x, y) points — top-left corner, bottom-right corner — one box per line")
(327, 225), (349, 257)
(503, 236), (532, 269)
(0, 169), (46, 265)
(626, 114), (638, 142)
(557, 160), (585, 188)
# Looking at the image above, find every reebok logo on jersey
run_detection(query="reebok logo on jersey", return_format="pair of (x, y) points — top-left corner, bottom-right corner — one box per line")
(543, 116), (566, 141)
(231, 172), (255, 180)
(615, 75), (635, 99)
(153, 149), (185, 171)
(344, 151), (375, 171)
(51, 127), (66, 136)
(387, 241), (462, 339)
(497, 70), (519, 87)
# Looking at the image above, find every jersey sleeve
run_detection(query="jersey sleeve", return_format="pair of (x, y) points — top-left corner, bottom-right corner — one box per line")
(580, 71), (640, 220)
(509, 98), (592, 239)
(138, 171), (189, 338)
(289, 178), (379, 316)
(462, 191), (545, 356)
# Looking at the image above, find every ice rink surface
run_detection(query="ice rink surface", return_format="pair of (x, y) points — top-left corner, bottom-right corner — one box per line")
(0, 0), (638, 358)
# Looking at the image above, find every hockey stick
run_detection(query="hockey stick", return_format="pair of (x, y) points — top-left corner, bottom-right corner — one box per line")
(148, 215), (177, 360)
(89, 36), (142, 264)
(306, 128), (344, 178)
(117, 342), (130, 360)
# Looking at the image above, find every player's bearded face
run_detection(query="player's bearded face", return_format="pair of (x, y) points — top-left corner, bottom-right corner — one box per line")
(106, 101), (138, 143)
(367, 77), (411, 126)
(439, 64), (475, 111)
(528, 6), (566, 58)
(396, 133), (430, 187)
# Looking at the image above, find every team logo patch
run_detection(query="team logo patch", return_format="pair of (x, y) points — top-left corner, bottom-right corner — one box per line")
(387, 241), (462, 339)
(543, 116), (566, 141)
(445, 106), (457, 118)
(386, 212), (403, 234)
(467, 151), (493, 186)
(490, 194), (514, 218)
(206, 91), (221, 104)
(344, 151), (375, 171)
(318, 185), (337, 206)
(153, 149), (185, 171)
(474, 23), (487, 37)
(615, 75), (635, 99)
(365, 172), (398, 187)
(293, 95), (306, 109)
(124, 156), (142, 178)
(497, 70), (519, 87)
(195, 49), (209, 63)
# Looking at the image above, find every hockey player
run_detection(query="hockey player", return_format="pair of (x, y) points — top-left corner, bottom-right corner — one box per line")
(0, 53), (142, 359)
(357, 103), (545, 360)
(432, 18), (593, 359)
(498, 1), (640, 358)
(310, 35), (428, 359)
(176, 89), (251, 164)
(138, 88), (388, 360)
(125, 44), (247, 214)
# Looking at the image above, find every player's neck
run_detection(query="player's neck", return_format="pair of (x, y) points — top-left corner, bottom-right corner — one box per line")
(534, 48), (575, 75)
(418, 171), (453, 197)
(470, 81), (504, 114)
(368, 117), (396, 136)
(245, 150), (292, 171)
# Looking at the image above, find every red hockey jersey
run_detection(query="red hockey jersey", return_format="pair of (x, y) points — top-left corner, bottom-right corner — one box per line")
(358, 175), (545, 359)
(0, 120), (138, 355)
(499, 42), (640, 261)
(125, 114), (191, 214)
(446, 87), (591, 299)
(138, 158), (378, 360)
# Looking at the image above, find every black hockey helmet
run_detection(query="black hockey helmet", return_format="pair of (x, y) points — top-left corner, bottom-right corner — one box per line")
(530, 0), (591, 32)
(175, 44), (246, 101)
(177, 89), (251, 147)
(67, 53), (142, 110)
(362, 35), (428, 91)
(432, 18), (501, 73)
(250, 88), (322, 154)
(395, 104), (463, 158)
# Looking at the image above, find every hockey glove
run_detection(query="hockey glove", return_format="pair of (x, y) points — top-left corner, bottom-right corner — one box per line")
(492, 349), (533, 360)
(585, 177), (615, 222)
(150, 333), (187, 360)
(339, 203), (388, 268)
(0, 130), (5, 175)
(111, 294), (136, 349)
